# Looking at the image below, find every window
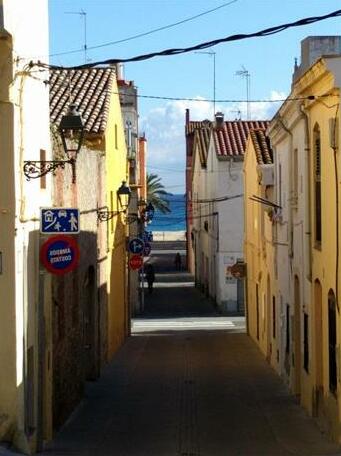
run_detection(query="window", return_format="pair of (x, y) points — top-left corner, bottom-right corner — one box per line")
(314, 125), (322, 246)
(303, 313), (309, 372)
(278, 162), (282, 207)
(110, 191), (114, 233)
(272, 296), (276, 339)
(293, 148), (298, 198)
(286, 304), (290, 354)
(292, 148), (298, 211)
(328, 291), (337, 394)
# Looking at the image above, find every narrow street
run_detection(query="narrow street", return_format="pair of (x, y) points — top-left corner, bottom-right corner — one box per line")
(41, 247), (341, 456)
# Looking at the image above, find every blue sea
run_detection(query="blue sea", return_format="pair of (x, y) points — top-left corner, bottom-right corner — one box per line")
(149, 194), (186, 232)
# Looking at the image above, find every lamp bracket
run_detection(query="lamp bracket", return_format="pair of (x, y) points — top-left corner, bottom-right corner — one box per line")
(23, 159), (74, 181)
(125, 214), (139, 224)
(97, 210), (125, 222)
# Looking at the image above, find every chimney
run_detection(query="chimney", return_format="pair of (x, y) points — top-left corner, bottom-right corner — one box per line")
(116, 62), (124, 80)
(186, 108), (190, 126)
(215, 112), (224, 129)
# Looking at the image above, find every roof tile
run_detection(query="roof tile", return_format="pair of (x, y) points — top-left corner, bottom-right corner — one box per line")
(214, 120), (269, 158)
(250, 129), (273, 164)
(50, 68), (116, 134)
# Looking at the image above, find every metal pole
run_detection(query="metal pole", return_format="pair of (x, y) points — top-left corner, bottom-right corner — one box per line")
(195, 50), (216, 117)
(213, 52), (216, 116)
(246, 72), (251, 120)
(236, 66), (251, 120)
(82, 10), (87, 64)
(64, 10), (88, 63)
(141, 263), (145, 312)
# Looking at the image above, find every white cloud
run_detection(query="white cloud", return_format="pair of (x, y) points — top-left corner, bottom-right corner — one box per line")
(140, 91), (287, 191)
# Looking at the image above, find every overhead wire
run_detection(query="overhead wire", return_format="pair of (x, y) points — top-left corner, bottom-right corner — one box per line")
(34, 8), (341, 69)
(111, 91), (319, 104)
(49, 0), (239, 58)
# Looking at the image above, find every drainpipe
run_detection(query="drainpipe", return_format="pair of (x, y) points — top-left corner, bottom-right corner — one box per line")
(300, 104), (312, 281)
(331, 104), (340, 312)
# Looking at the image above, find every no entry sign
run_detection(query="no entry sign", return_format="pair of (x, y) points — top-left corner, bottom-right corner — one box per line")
(129, 254), (143, 270)
(40, 235), (80, 275)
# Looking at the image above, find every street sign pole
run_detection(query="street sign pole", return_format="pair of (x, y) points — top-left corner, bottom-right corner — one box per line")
(141, 262), (145, 312)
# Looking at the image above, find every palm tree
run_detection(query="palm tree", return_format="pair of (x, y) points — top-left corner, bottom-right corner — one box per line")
(147, 173), (171, 214)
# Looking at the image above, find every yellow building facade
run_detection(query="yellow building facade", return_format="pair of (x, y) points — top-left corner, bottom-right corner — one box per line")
(245, 55), (341, 442)
(296, 56), (341, 441)
(244, 129), (277, 367)
(105, 76), (130, 358)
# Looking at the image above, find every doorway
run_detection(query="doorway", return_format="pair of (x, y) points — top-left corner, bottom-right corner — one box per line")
(266, 276), (271, 360)
(294, 275), (301, 395)
(314, 279), (323, 415)
(84, 265), (97, 380)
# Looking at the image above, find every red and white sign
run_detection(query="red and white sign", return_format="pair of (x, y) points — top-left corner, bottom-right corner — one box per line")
(129, 254), (143, 270)
(40, 235), (80, 275)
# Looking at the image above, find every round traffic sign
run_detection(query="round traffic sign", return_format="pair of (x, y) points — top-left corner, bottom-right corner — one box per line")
(40, 235), (80, 275)
(128, 237), (144, 255)
(129, 254), (143, 270)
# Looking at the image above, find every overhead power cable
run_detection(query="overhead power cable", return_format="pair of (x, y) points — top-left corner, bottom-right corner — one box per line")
(50, 0), (238, 57)
(194, 194), (243, 203)
(38, 9), (341, 70)
(116, 91), (320, 104)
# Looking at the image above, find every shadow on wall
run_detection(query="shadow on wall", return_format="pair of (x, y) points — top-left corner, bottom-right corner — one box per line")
(50, 230), (106, 431)
(108, 219), (128, 359)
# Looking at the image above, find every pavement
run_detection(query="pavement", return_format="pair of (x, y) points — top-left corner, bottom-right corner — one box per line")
(33, 248), (341, 456)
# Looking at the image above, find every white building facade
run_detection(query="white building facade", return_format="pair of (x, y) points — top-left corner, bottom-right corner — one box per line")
(0, 0), (52, 452)
(191, 115), (268, 314)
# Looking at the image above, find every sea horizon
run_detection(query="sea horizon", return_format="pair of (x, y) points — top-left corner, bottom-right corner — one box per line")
(149, 193), (186, 232)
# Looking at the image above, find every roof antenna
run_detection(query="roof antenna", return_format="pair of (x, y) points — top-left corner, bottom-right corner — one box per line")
(235, 66), (251, 120)
(195, 50), (216, 117)
(65, 10), (88, 64)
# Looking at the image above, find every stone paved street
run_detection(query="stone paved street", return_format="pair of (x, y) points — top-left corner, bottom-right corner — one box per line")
(39, 251), (341, 456)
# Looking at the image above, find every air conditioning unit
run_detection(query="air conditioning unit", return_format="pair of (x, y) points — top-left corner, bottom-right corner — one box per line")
(257, 164), (274, 186)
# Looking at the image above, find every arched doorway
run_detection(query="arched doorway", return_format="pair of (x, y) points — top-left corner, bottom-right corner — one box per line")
(314, 279), (323, 415)
(328, 290), (337, 395)
(266, 275), (271, 360)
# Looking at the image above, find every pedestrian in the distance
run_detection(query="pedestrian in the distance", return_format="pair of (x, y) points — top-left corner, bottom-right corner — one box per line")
(145, 263), (155, 294)
(174, 252), (182, 271)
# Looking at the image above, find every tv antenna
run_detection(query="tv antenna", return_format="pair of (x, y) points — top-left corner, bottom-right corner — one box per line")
(236, 66), (251, 120)
(195, 50), (216, 116)
(65, 10), (88, 63)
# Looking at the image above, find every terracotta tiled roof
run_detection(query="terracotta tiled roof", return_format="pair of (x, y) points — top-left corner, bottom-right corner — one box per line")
(214, 120), (269, 158)
(250, 129), (273, 165)
(50, 68), (116, 134)
(186, 120), (212, 136)
(194, 127), (211, 168)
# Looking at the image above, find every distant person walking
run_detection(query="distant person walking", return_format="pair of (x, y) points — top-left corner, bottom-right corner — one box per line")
(145, 263), (155, 294)
(174, 252), (182, 271)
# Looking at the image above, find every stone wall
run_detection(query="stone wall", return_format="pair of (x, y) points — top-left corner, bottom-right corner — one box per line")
(51, 143), (106, 429)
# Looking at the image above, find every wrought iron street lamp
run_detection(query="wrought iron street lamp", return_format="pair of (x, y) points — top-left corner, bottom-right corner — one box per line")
(97, 181), (132, 222)
(145, 202), (155, 221)
(23, 104), (84, 183)
(59, 104), (84, 159)
(117, 181), (131, 211)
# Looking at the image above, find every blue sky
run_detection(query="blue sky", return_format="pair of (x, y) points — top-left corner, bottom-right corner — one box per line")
(48, 0), (341, 192)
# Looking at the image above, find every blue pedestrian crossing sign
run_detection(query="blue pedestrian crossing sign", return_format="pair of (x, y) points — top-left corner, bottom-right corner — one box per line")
(40, 208), (80, 234)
